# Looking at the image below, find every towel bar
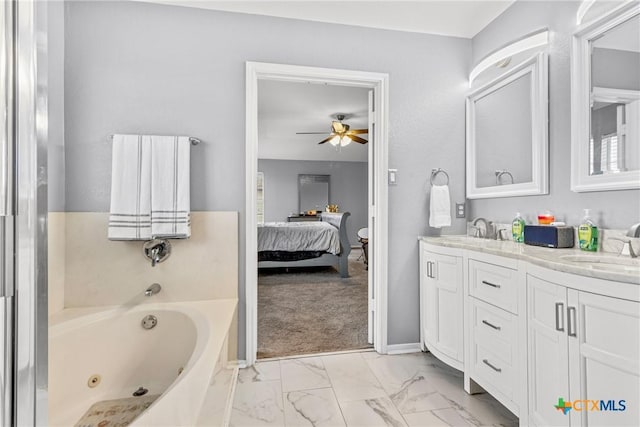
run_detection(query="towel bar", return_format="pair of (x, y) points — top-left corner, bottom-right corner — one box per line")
(109, 135), (201, 146)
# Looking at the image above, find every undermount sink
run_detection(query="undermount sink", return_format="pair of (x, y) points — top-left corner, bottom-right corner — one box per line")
(560, 254), (640, 272)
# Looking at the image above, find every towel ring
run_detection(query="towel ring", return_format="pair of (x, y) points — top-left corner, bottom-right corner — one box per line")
(495, 169), (514, 185)
(430, 168), (449, 186)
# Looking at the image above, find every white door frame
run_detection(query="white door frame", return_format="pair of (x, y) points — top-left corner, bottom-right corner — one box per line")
(245, 61), (389, 366)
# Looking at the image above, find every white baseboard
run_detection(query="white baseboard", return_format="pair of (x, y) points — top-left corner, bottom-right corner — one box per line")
(386, 343), (422, 355)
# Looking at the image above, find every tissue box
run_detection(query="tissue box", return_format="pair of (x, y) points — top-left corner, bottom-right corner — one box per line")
(524, 225), (575, 248)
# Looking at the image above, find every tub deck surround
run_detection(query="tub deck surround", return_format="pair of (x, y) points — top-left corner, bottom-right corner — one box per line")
(49, 299), (237, 427)
(420, 235), (640, 285)
(62, 211), (238, 308)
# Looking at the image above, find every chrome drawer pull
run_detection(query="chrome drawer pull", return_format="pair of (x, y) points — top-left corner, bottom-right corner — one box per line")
(481, 280), (501, 289)
(567, 306), (577, 337)
(555, 302), (564, 332)
(482, 319), (501, 330)
(482, 359), (502, 373)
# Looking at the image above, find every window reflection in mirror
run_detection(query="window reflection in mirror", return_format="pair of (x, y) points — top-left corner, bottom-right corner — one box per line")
(589, 14), (640, 176)
(474, 73), (533, 188)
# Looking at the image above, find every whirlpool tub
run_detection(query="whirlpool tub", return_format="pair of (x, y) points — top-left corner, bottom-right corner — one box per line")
(48, 299), (237, 426)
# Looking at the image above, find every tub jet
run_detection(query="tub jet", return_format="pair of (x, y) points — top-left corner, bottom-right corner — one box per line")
(133, 386), (149, 397)
(141, 315), (158, 330)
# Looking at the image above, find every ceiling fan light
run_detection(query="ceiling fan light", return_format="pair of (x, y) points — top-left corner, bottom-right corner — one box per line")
(329, 135), (342, 146)
(341, 137), (351, 147)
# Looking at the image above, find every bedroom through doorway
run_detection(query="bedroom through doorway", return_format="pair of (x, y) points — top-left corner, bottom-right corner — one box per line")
(255, 79), (372, 359)
(246, 62), (389, 366)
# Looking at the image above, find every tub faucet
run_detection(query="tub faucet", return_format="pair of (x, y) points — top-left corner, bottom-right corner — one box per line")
(150, 247), (161, 267)
(144, 283), (162, 297)
(627, 223), (640, 238)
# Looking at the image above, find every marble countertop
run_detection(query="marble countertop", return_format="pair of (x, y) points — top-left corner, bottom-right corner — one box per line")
(419, 236), (640, 285)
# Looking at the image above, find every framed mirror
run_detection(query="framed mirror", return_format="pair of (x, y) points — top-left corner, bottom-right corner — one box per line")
(298, 174), (330, 213)
(466, 52), (549, 199)
(571, 3), (640, 192)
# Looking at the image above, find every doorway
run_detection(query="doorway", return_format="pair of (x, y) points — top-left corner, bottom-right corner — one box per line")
(245, 62), (389, 366)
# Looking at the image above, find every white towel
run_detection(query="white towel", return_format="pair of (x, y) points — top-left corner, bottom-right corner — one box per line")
(429, 184), (451, 228)
(150, 136), (191, 239)
(108, 135), (152, 240)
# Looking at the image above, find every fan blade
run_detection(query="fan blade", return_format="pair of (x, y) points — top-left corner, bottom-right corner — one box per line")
(318, 135), (335, 145)
(347, 135), (368, 144)
(331, 121), (345, 133)
(296, 132), (331, 134)
(347, 129), (368, 135)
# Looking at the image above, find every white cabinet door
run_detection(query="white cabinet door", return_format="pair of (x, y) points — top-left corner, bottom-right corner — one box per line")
(567, 290), (640, 427)
(527, 275), (570, 427)
(420, 246), (463, 370)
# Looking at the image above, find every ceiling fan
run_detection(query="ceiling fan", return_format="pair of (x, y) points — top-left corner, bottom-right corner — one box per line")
(296, 114), (368, 146)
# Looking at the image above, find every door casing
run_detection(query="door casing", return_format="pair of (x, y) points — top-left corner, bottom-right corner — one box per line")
(245, 61), (389, 365)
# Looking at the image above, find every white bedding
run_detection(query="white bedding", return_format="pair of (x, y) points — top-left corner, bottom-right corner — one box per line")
(258, 221), (341, 255)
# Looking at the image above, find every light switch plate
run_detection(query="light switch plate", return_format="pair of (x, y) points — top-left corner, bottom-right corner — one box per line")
(388, 169), (398, 185)
(456, 203), (465, 218)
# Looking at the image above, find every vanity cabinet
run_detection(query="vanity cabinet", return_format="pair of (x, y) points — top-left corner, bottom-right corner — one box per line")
(419, 236), (640, 427)
(527, 271), (640, 427)
(419, 241), (464, 370)
(465, 253), (523, 416)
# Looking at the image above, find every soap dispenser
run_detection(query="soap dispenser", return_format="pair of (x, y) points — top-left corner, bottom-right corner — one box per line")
(512, 212), (525, 243)
(578, 209), (599, 252)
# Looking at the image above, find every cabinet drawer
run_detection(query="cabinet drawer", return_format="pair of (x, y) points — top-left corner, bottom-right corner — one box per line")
(472, 341), (515, 400)
(470, 297), (516, 365)
(469, 260), (518, 314)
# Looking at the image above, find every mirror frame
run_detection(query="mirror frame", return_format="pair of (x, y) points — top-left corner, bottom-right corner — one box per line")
(466, 52), (549, 199)
(298, 174), (330, 213)
(571, 2), (640, 192)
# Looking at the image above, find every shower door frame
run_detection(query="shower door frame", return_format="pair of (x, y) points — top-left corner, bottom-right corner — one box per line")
(11, 0), (49, 425)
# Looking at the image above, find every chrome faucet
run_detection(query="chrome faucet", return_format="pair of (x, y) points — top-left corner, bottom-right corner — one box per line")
(607, 224), (640, 258)
(143, 239), (171, 267)
(627, 223), (640, 238)
(150, 247), (161, 267)
(471, 217), (495, 239)
(144, 283), (162, 297)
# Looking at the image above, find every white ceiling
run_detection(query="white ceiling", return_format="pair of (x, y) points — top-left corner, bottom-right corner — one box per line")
(258, 80), (370, 162)
(137, 0), (515, 39)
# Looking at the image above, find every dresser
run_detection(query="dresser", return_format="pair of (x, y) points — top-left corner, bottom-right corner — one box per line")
(287, 214), (321, 222)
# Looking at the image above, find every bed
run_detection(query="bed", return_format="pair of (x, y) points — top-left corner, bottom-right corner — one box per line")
(258, 212), (351, 278)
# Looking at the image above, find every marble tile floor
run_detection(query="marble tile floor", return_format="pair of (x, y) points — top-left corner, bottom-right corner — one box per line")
(230, 350), (519, 427)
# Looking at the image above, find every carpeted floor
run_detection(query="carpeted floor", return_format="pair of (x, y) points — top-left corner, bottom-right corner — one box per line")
(257, 252), (371, 359)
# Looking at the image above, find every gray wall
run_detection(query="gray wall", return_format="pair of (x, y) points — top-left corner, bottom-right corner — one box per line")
(62, 1), (471, 356)
(470, 1), (640, 228)
(258, 159), (368, 246)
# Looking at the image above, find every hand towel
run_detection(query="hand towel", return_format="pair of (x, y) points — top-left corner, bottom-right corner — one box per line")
(150, 136), (191, 238)
(108, 135), (152, 240)
(429, 184), (451, 228)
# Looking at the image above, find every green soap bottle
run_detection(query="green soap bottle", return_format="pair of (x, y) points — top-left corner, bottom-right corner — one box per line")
(512, 212), (525, 243)
(578, 209), (598, 251)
